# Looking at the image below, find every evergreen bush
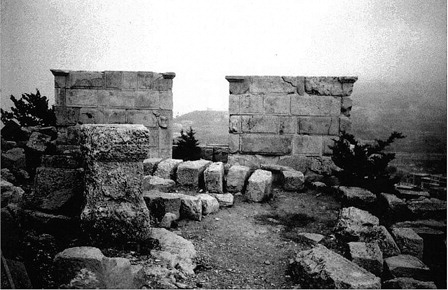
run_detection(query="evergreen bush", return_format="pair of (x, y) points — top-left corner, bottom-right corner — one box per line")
(173, 127), (201, 161)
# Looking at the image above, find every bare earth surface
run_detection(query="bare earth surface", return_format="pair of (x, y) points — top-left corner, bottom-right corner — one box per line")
(174, 188), (342, 289)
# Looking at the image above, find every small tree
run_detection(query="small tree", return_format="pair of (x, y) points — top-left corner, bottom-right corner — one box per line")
(1, 89), (56, 126)
(173, 127), (201, 161)
(330, 131), (405, 193)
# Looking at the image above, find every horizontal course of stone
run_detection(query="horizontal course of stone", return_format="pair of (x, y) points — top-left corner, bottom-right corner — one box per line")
(51, 70), (175, 158)
(226, 76), (357, 158)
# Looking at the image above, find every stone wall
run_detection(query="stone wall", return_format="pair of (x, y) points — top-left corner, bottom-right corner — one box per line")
(51, 70), (175, 158)
(226, 76), (357, 171)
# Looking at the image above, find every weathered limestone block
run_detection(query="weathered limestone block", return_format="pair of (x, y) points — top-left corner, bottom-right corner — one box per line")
(229, 115), (242, 133)
(126, 110), (158, 127)
(226, 165), (251, 193)
(1, 148), (26, 169)
(384, 255), (431, 281)
(1, 179), (24, 206)
(142, 175), (176, 192)
(297, 233), (325, 243)
(78, 124), (151, 244)
(369, 225), (401, 258)
(298, 116), (339, 135)
(290, 245), (381, 289)
(204, 162), (225, 193)
(391, 227), (424, 260)
(241, 115), (278, 133)
(159, 212), (178, 228)
(305, 76), (357, 96)
(406, 198), (446, 219)
(339, 115), (352, 133)
(228, 134), (240, 154)
(213, 193), (234, 207)
(241, 134), (292, 155)
(26, 132), (52, 152)
(246, 169), (273, 202)
(154, 158), (183, 180)
(293, 135), (322, 155)
(41, 154), (83, 169)
(396, 188), (430, 199)
(291, 94), (341, 116)
(24, 167), (84, 215)
(282, 170), (305, 191)
(264, 95), (291, 114)
(68, 71), (104, 88)
(197, 194), (220, 215)
(341, 97), (353, 117)
(379, 193), (408, 218)
(143, 191), (181, 221)
(180, 194), (202, 221)
(177, 160), (212, 187)
(226, 76), (250, 95)
(348, 242), (383, 276)
(143, 158), (164, 175)
(339, 186), (377, 210)
(277, 155), (312, 173)
(334, 207), (380, 240)
(382, 277), (437, 289)
(240, 94), (263, 113)
(249, 76), (297, 94)
(392, 219), (446, 237)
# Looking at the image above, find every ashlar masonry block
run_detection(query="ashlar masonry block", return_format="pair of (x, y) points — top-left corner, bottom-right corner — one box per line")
(291, 94), (340, 116)
(241, 115), (278, 133)
(264, 95), (291, 114)
(69, 71), (104, 89)
(293, 135), (322, 155)
(249, 76), (296, 94)
(66, 89), (99, 107)
(240, 94), (263, 113)
(241, 134), (292, 155)
(298, 116), (339, 135)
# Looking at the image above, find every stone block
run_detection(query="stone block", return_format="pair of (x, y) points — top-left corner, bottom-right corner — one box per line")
(137, 72), (156, 89)
(142, 175), (176, 192)
(341, 97), (353, 116)
(143, 191), (181, 221)
(391, 227), (424, 260)
(159, 212), (178, 228)
(143, 158), (164, 175)
(55, 88), (66, 106)
(41, 154), (83, 169)
(77, 124), (152, 162)
(54, 106), (80, 126)
(277, 155), (311, 173)
(226, 76), (250, 94)
(1, 147), (26, 170)
(135, 91), (159, 109)
(406, 198), (446, 219)
(339, 186), (377, 211)
(213, 146), (229, 162)
(241, 134), (292, 155)
(290, 245), (381, 289)
(26, 132), (52, 152)
(154, 158), (183, 180)
(226, 165), (251, 193)
(126, 110), (158, 127)
(180, 194), (202, 221)
(298, 116), (339, 135)
(249, 76), (296, 94)
(282, 76), (305, 95)
(204, 162), (225, 193)
(396, 188), (430, 199)
(229, 115), (242, 133)
(79, 108), (106, 124)
(379, 193), (409, 220)
(382, 277), (437, 289)
(296, 233), (325, 243)
(241, 115), (278, 133)
(66, 89), (99, 107)
(339, 115), (352, 133)
(322, 136), (335, 155)
(246, 169), (273, 202)
(228, 134), (240, 153)
(69, 71), (104, 88)
(159, 91), (173, 110)
(282, 170), (305, 191)
(293, 135), (322, 155)
(240, 94), (263, 113)
(53, 73), (68, 89)
(151, 75), (173, 91)
(264, 95), (290, 114)
(348, 242), (383, 276)
(305, 77), (357, 96)
(105, 71), (123, 89)
(24, 167), (84, 215)
(384, 255), (431, 281)
(340, 77), (358, 96)
(122, 72), (138, 89)
(229, 94), (240, 114)
(177, 160), (212, 187)
(213, 193), (234, 207)
(102, 108), (128, 124)
(291, 94), (341, 116)
(278, 116), (295, 134)
(197, 193), (219, 215)
(98, 90), (136, 108)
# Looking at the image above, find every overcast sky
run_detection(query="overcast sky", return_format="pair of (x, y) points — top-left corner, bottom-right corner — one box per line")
(1, 0), (446, 115)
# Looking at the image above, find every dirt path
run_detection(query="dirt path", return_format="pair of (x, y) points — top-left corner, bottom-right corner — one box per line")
(176, 188), (342, 289)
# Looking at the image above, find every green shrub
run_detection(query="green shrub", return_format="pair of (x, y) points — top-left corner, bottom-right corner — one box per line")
(330, 131), (405, 193)
(173, 127), (201, 161)
(1, 89), (56, 126)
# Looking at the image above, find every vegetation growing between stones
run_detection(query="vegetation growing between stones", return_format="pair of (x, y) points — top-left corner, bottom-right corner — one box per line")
(330, 131), (405, 193)
(173, 127), (201, 161)
(1, 89), (56, 126)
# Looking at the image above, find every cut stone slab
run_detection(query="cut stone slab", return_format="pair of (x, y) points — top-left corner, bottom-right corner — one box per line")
(154, 158), (183, 180)
(406, 198), (446, 219)
(179, 194), (202, 221)
(348, 242), (383, 276)
(368, 225), (401, 258)
(26, 132), (52, 152)
(384, 254), (431, 281)
(176, 160), (212, 187)
(290, 245), (381, 289)
(392, 219), (446, 237)
(382, 277), (437, 289)
(143, 158), (164, 175)
(396, 188), (430, 199)
(245, 169), (273, 202)
(297, 233), (325, 243)
(282, 170), (305, 191)
(339, 186), (377, 210)
(226, 165), (251, 193)
(142, 175), (176, 192)
(204, 162), (225, 193)
(391, 227), (424, 260)
(197, 194), (220, 215)
(334, 207), (379, 240)
(150, 228), (197, 275)
(143, 191), (182, 221)
(213, 193), (234, 207)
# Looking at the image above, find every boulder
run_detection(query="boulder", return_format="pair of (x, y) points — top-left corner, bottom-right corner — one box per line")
(26, 132), (52, 152)
(154, 159), (183, 180)
(348, 242), (383, 276)
(212, 193), (234, 207)
(197, 194), (219, 215)
(290, 245), (381, 289)
(143, 157), (164, 175)
(226, 165), (251, 193)
(391, 227), (424, 260)
(382, 277), (437, 289)
(143, 191), (182, 221)
(384, 255), (431, 281)
(150, 228), (197, 275)
(1, 147), (26, 169)
(142, 175), (176, 192)
(282, 170), (305, 191)
(177, 160), (212, 187)
(339, 186), (377, 210)
(406, 198), (446, 219)
(245, 169), (273, 202)
(179, 195), (202, 221)
(204, 162), (225, 193)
